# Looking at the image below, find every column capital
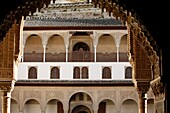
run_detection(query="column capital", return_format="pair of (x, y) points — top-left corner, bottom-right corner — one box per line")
(0, 80), (15, 92)
(135, 81), (150, 94)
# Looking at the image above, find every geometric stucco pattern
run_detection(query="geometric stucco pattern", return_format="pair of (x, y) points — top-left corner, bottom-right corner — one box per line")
(10, 86), (153, 112)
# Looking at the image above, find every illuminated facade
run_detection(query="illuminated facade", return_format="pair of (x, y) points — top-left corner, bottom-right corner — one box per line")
(0, 1), (165, 113)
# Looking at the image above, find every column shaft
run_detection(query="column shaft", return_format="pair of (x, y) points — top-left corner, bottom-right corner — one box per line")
(138, 91), (147, 113)
(1, 91), (11, 113)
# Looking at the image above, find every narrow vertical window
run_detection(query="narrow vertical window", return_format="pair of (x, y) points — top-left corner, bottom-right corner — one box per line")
(125, 67), (132, 79)
(82, 67), (88, 79)
(73, 67), (80, 79)
(28, 67), (37, 79)
(51, 67), (60, 79)
(102, 67), (111, 79)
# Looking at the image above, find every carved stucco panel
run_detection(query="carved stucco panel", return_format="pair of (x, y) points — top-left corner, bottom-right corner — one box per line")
(23, 90), (41, 103)
(119, 90), (138, 104)
(45, 90), (64, 102)
(11, 90), (20, 103)
(97, 90), (116, 104)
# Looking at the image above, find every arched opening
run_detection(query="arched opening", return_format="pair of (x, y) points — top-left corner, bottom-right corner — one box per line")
(119, 35), (128, 62)
(98, 99), (116, 113)
(46, 99), (64, 113)
(147, 99), (154, 113)
(24, 34), (43, 62)
(11, 99), (19, 113)
(46, 34), (66, 62)
(73, 42), (90, 51)
(78, 111), (88, 113)
(72, 105), (91, 113)
(71, 42), (92, 62)
(24, 99), (41, 113)
(96, 34), (116, 62)
(121, 99), (138, 113)
(69, 92), (93, 113)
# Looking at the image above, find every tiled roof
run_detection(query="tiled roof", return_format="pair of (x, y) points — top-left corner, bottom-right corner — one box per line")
(24, 18), (123, 27)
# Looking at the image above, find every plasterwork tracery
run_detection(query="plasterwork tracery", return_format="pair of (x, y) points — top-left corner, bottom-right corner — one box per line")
(119, 90), (138, 103)
(11, 90), (20, 103)
(23, 90), (41, 100)
(45, 90), (64, 102)
(97, 90), (116, 102)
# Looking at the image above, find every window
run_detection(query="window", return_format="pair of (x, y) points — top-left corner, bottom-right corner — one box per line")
(102, 67), (111, 79)
(51, 67), (60, 79)
(73, 67), (80, 79)
(28, 67), (37, 79)
(125, 67), (132, 79)
(82, 67), (88, 79)
(73, 67), (89, 79)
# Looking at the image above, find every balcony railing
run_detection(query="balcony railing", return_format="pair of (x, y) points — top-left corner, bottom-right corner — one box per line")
(46, 53), (66, 62)
(24, 53), (43, 62)
(69, 51), (94, 62)
(23, 52), (129, 62)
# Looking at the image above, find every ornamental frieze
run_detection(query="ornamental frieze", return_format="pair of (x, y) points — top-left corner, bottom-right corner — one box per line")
(97, 90), (116, 101)
(0, 68), (13, 78)
(45, 90), (64, 101)
(120, 90), (138, 102)
(23, 90), (41, 99)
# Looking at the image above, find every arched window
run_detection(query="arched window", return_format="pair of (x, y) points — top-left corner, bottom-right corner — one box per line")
(102, 67), (111, 79)
(73, 67), (80, 79)
(28, 67), (37, 79)
(125, 67), (132, 79)
(82, 67), (88, 79)
(51, 67), (60, 79)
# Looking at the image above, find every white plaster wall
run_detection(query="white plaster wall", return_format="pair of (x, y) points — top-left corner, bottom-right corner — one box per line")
(17, 62), (131, 80)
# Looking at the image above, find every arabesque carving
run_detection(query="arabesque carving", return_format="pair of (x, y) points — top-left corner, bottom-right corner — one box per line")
(151, 78), (165, 101)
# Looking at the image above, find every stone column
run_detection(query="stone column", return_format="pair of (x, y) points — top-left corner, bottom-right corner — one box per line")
(43, 45), (46, 62)
(94, 45), (96, 62)
(1, 91), (11, 113)
(66, 45), (68, 62)
(136, 82), (150, 113)
(0, 80), (15, 113)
